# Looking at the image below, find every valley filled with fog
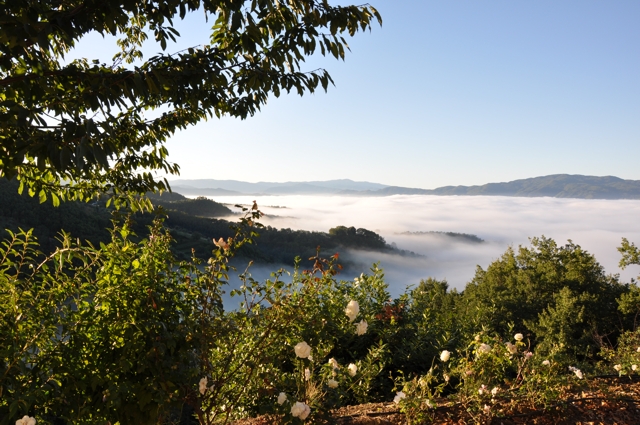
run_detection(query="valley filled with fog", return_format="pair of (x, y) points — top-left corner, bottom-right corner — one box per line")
(207, 194), (640, 296)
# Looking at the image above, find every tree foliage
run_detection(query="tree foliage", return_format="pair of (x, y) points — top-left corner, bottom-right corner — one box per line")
(0, 0), (381, 206)
(460, 237), (628, 357)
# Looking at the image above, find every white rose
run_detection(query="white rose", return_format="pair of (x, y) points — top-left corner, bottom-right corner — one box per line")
(328, 358), (339, 369)
(505, 342), (518, 354)
(393, 391), (406, 404)
(347, 363), (357, 376)
(542, 360), (551, 366)
(345, 300), (360, 322)
(356, 319), (368, 336)
(632, 364), (638, 371)
(16, 416), (36, 425)
(614, 364), (622, 372)
(478, 343), (492, 354)
(570, 367), (583, 379)
(199, 377), (208, 395)
(440, 350), (451, 362)
(299, 403), (311, 420)
(328, 379), (338, 388)
(294, 341), (311, 359)
(514, 333), (524, 341)
(291, 401), (306, 417)
(491, 387), (499, 396)
(277, 392), (287, 405)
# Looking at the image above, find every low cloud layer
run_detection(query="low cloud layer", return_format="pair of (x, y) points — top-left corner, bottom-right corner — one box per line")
(212, 195), (640, 296)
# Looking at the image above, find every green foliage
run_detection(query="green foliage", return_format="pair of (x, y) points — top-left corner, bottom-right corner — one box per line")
(599, 328), (640, 376)
(460, 236), (628, 358)
(0, 221), (199, 424)
(328, 226), (387, 250)
(1, 0), (381, 205)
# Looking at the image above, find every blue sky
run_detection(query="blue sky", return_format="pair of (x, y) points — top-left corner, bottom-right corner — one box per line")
(82, 1), (640, 188)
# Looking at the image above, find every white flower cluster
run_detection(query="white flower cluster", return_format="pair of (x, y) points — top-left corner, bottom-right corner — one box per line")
(16, 416), (36, 425)
(393, 391), (406, 404)
(291, 401), (311, 420)
(505, 342), (518, 354)
(440, 350), (451, 362)
(477, 343), (492, 354)
(345, 300), (359, 322)
(277, 392), (287, 405)
(568, 366), (583, 379)
(356, 319), (368, 335)
(328, 358), (339, 370)
(199, 377), (208, 395)
(294, 341), (312, 359)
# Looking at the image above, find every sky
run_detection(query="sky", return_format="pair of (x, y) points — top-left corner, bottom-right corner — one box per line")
(152, 0), (640, 188)
(72, 1), (640, 188)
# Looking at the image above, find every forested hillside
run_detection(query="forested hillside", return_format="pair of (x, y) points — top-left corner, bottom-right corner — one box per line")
(0, 180), (409, 266)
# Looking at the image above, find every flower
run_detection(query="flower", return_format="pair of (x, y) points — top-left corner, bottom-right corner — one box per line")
(328, 358), (339, 369)
(440, 350), (451, 362)
(614, 364), (622, 372)
(328, 379), (338, 388)
(291, 401), (310, 418)
(214, 237), (229, 250)
(478, 343), (492, 354)
(294, 342), (311, 359)
(199, 377), (208, 395)
(483, 404), (491, 414)
(393, 391), (406, 404)
(637, 347), (640, 353)
(491, 387), (499, 396)
(525, 351), (533, 359)
(505, 342), (518, 354)
(514, 333), (524, 341)
(569, 366), (583, 379)
(478, 384), (487, 395)
(304, 368), (311, 381)
(15, 416), (36, 425)
(632, 364), (638, 371)
(299, 404), (311, 420)
(277, 392), (287, 405)
(356, 319), (368, 335)
(542, 360), (551, 366)
(347, 363), (357, 376)
(345, 300), (360, 322)
(443, 373), (450, 382)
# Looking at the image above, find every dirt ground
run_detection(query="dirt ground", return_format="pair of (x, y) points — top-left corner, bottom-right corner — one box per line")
(233, 376), (640, 425)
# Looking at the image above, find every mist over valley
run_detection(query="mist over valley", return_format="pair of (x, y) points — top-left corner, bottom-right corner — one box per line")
(211, 193), (640, 296)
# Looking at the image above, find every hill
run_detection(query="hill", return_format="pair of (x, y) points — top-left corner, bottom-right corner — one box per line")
(171, 175), (640, 200)
(0, 180), (413, 268)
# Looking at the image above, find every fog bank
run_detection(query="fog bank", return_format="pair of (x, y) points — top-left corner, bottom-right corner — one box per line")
(207, 195), (640, 296)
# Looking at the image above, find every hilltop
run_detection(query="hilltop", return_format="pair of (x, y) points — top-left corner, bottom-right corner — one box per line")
(170, 174), (640, 200)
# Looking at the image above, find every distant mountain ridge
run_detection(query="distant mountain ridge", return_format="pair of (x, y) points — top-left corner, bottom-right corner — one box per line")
(169, 175), (640, 200)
